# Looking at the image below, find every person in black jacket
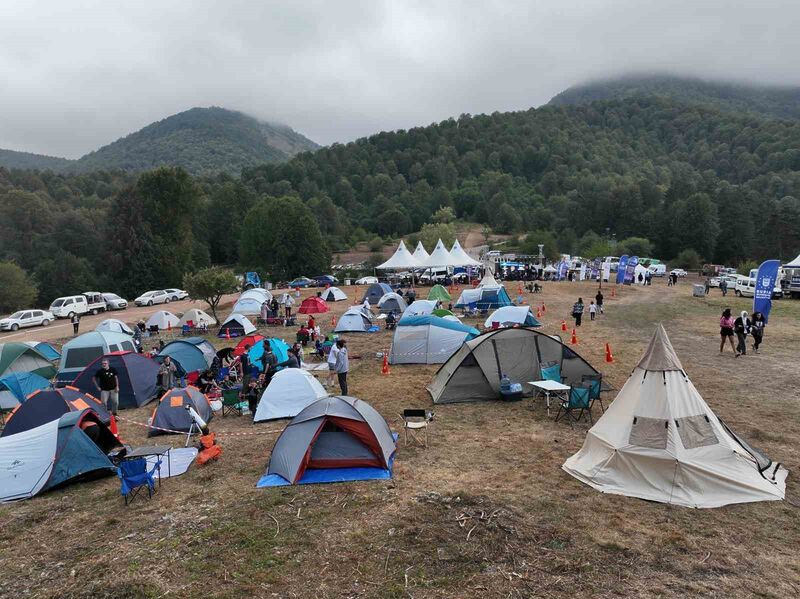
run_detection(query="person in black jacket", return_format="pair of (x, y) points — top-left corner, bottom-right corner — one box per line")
(750, 311), (765, 354)
(733, 310), (751, 357)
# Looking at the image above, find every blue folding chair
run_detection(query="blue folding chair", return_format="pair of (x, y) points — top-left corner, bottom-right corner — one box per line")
(555, 383), (593, 426)
(539, 360), (562, 382)
(118, 457), (161, 505)
(581, 374), (605, 413)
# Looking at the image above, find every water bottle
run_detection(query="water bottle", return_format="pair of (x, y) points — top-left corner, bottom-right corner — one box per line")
(500, 373), (511, 393)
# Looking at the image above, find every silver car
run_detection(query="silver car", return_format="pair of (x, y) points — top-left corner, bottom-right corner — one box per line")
(102, 293), (128, 310)
(0, 309), (55, 331)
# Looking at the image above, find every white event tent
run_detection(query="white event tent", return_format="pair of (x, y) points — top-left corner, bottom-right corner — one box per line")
(412, 241), (431, 265)
(376, 240), (420, 270)
(423, 239), (461, 268)
(449, 239), (482, 267)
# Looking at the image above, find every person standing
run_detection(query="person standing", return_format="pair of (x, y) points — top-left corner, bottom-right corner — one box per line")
(260, 344), (277, 383)
(704, 278), (711, 295)
(572, 297), (584, 327)
(93, 359), (120, 416)
(71, 313), (80, 335)
(719, 308), (736, 354)
(158, 356), (177, 391)
(720, 278), (728, 297)
(260, 301), (269, 322)
(734, 311), (751, 357)
(283, 293), (295, 319)
(595, 289), (604, 315)
(589, 301), (597, 321)
(334, 339), (349, 395)
(326, 338), (340, 388)
(240, 345), (252, 385)
(750, 311), (766, 353)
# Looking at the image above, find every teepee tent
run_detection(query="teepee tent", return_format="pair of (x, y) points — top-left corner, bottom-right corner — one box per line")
(563, 325), (788, 508)
(449, 239), (481, 267)
(254, 369), (328, 421)
(376, 240), (420, 270)
(479, 272), (499, 287)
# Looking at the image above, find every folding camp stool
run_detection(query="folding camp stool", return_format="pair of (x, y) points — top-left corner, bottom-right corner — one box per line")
(402, 409), (432, 447)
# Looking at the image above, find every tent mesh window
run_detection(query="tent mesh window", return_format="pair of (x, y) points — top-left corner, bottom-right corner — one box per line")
(628, 416), (669, 450)
(675, 415), (719, 450)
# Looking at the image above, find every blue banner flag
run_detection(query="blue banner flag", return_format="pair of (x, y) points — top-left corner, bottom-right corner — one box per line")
(615, 255), (629, 285)
(753, 259), (780, 323)
(558, 261), (569, 281)
(624, 256), (639, 285)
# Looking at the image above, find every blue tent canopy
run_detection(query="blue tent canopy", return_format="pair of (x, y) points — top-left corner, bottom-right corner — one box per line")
(0, 372), (51, 404)
(455, 287), (513, 310)
(397, 314), (479, 337)
(248, 338), (291, 372)
(157, 338), (215, 376)
(28, 342), (60, 361)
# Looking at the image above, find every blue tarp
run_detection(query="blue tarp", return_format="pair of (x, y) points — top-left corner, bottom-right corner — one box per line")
(0, 372), (51, 403)
(257, 452), (396, 488)
(32, 342), (60, 361)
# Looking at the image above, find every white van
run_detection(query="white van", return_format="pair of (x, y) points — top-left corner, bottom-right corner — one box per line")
(50, 295), (89, 318)
(82, 291), (108, 315)
(648, 264), (666, 277)
(736, 275), (783, 299)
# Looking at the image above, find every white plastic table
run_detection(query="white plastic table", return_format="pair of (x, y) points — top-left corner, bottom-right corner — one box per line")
(528, 380), (570, 416)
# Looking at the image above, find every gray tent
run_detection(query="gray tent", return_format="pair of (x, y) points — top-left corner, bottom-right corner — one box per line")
(263, 395), (396, 485)
(427, 327), (600, 404)
(334, 307), (372, 333)
(377, 292), (408, 314)
(361, 283), (393, 305)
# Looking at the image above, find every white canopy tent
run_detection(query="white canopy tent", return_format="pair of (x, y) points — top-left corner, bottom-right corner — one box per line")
(376, 240), (420, 270)
(423, 239), (461, 268)
(478, 272), (499, 287)
(783, 254), (800, 268)
(562, 325), (788, 508)
(449, 239), (481, 267)
(412, 241), (430, 265)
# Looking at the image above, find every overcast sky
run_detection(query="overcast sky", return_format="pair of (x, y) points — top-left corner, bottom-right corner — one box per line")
(1, 1), (799, 158)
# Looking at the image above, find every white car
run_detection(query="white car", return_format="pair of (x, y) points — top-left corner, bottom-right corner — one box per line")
(164, 288), (188, 301)
(102, 293), (128, 310)
(134, 290), (170, 306)
(0, 309), (55, 331)
(670, 269), (688, 277)
(355, 276), (378, 285)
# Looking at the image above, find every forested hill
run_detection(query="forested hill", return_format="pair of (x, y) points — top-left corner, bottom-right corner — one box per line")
(0, 107), (319, 176)
(0, 148), (73, 171)
(549, 74), (800, 120)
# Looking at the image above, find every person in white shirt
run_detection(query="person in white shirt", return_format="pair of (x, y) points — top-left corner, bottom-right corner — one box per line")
(326, 339), (340, 388)
(589, 301), (598, 321)
(283, 293), (295, 318)
(362, 298), (372, 314)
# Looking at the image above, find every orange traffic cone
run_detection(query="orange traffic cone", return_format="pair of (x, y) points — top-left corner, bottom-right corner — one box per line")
(331, 314), (337, 326)
(611, 287), (616, 298)
(517, 283), (523, 295)
(561, 320), (567, 332)
(381, 353), (390, 375)
(571, 328), (578, 345)
(541, 303), (546, 313)
(225, 328), (231, 340)
(109, 413), (121, 441)
(536, 307), (542, 318)
(605, 342), (614, 363)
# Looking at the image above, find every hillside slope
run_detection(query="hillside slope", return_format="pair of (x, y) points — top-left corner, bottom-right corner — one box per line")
(73, 107), (318, 175)
(0, 148), (73, 171)
(548, 74), (800, 120)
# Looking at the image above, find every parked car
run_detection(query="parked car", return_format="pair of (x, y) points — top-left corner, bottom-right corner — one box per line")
(735, 276), (783, 299)
(288, 277), (314, 288)
(708, 277), (721, 288)
(134, 290), (170, 306)
(164, 288), (188, 301)
(313, 274), (338, 287)
(0, 309), (55, 331)
(648, 264), (667, 277)
(82, 292), (108, 315)
(102, 293), (128, 310)
(354, 276), (378, 285)
(50, 295), (89, 318)
(670, 268), (688, 278)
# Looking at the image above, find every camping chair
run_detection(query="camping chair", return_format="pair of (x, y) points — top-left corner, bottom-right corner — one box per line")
(118, 457), (161, 505)
(148, 325), (160, 336)
(581, 373), (605, 413)
(402, 409), (432, 447)
(221, 388), (243, 417)
(539, 360), (564, 383)
(465, 302), (479, 317)
(555, 383), (593, 427)
(181, 324), (192, 336)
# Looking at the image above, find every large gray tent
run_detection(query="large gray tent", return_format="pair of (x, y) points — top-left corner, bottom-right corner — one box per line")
(427, 327), (600, 404)
(260, 396), (396, 486)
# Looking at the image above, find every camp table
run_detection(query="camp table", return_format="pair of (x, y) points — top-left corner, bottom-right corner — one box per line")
(528, 380), (570, 416)
(121, 446), (172, 486)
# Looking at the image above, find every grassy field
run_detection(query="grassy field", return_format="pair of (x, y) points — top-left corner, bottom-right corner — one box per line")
(1, 279), (798, 598)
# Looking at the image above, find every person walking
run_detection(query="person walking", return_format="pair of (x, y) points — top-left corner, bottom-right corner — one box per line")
(93, 359), (120, 416)
(71, 313), (80, 335)
(326, 338), (340, 388)
(733, 310), (751, 357)
(595, 289), (604, 314)
(750, 311), (766, 353)
(572, 297), (585, 327)
(334, 339), (349, 395)
(589, 301), (597, 321)
(720, 278), (728, 297)
(719, 308), (736, 354)
(704, 278), (711, 295)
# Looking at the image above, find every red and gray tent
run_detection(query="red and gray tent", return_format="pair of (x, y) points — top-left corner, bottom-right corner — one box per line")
(72, 351), (159, 409)
(1, 387), (110, 438)
(259, 395), (396, 486)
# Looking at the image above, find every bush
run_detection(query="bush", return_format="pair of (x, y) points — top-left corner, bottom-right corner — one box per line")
(0, 262), (38, 312)
(672, 249), (702, 270)
(737, 259), (759, 276)
(367, 237), (384, 252)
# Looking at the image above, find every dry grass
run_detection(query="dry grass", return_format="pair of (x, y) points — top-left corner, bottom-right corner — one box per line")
(1, 280), (799, 598)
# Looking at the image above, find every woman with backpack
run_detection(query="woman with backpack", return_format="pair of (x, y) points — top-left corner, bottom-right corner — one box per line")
(572, 297), (585, 327)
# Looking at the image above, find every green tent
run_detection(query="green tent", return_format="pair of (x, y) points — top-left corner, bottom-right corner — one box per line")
(432, 308), (456, 318)
(427, 284), (452, 302)
(0, 343), (57, 379)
